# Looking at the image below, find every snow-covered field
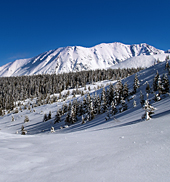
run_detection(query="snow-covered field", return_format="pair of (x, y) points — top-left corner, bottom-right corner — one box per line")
(0, 61), (170, 181)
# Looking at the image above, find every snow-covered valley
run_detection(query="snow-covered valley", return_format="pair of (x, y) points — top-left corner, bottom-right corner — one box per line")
(0, 59), (170, 181)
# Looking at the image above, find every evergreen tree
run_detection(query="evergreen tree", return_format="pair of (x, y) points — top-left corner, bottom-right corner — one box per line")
(142, 94), (155, 120)
(111, 101), (117, 115)
(153, 71), (159, 91)
(120, 98), (127, 112)
(157, 75), (163, 94)
(146, 82), (150, 93)
(90, 101), (95, 120)
(48, 111), (52, 120)
(154, 92), (161, 102)
(162, 74), (169, 93)
(24, 115), (29, 123)
(123, 82), (129, 99)
(108, 83), (114, 104)
(21, 125), (27, 135)
(54, 111), (61, 124)
(140, 90), (145, 106)
(96, 95), (101, 114)
(81, 115), (85, 124)
(11, 115), (15, 122)
(133, 74), (140, 93)
(43, 113), (48, 122)
(133, 100), (137, 107)
(116, 79), (123, 103)
(65, 112), (70, 124)
(101, 88), (107, 113)
(70, 105), (77, 124)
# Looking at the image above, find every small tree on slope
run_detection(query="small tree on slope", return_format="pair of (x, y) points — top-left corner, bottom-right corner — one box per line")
(142, 94), (155, 120)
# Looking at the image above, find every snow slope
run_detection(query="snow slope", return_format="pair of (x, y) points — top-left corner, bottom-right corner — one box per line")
(0, 42), (164, 77)
(109, 53), (170, 69)
(0, 61), (170, 181)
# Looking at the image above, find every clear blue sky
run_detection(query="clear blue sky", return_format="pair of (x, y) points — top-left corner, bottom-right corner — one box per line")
(0, 0), (170, 66)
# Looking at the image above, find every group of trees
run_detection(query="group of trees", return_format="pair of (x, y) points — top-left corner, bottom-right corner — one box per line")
(52, 79), (132, 125)
(52, 60), (170, 125)
(0, 67), (143, 115)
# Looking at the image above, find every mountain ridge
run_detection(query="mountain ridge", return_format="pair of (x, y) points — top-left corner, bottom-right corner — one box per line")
(0, 42), (165, 77)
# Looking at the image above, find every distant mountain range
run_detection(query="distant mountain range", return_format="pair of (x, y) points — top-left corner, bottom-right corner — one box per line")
(0, 42), (169, 77)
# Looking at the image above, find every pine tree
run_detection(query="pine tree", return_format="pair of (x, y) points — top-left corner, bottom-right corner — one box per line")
(24, 115), (29, 123)
(70, 105), (77, 124)
(48, 111), (52, 120)
(146, 82), (150, 93)
(90, 101), (95, 120)
(111, 101), (117, 115)
(142, 94), (155, 120)
(43, 113), (48, 122)
(108, 83), (114, 104)
(133, 74), (139, 93)
(116, 79), (123, 103)
(96, 95), (101, 114)
(101, 88), (107, 113)
(21, 125), (27, 135)
(51, 126), (55, 133)
(120, 98), (127, 112)
(11, 115), (15, 122)
(157, 75), (163, 94)
(140, 90), (145, 106)
(162, 74), (169, 93)
(154, 92), (161, 101)
(133, 100), (136, 107)
(81, 115), (85, 124)
(153, 71), (159, 91)
(165, 59), (169, 70)
(123, 82), (129, 99)
(54, 111), (61, 124)
(65, 112), (70, 124)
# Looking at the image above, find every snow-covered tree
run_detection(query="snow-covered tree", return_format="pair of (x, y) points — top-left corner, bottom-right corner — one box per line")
(154, 92), (161, 102)
(145, 82), (150, 93)
(162, 74), (169, 93)
(153, 71), (159, 91)
(133, 74), (140, 93)
(43, 113), (48, 122)
(123, 82), (129, 99)
(111, 101), (117, 115)
(120, 98), (127, 112)
(140, 90), (145, 106)
(142, 94), (155, 120)
(48, 111), (52, 120)
(133, 100), (136, 107)
(24, 115), (29, 123)
(81, 115), (85, 124)
(21, 125), (27, 135)
(11, 115), (15, 122)
(54, 111), (61, 124)
(70, 105), (77, 124)
(157, 75), (163, 94)
(51, 126), (55, 133)
(101, 88), (107, 113)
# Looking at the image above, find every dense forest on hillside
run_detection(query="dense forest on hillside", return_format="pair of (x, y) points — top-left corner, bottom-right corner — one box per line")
(0, 68), (143, 113)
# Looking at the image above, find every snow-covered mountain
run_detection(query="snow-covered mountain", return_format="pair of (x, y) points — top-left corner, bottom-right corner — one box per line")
(0, 42), (165, 77)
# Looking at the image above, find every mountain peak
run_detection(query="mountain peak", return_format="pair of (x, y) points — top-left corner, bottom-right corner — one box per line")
(0, 42), (165, 77)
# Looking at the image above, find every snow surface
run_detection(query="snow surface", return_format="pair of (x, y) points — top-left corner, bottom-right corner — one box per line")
(109, 53), (170, 69)
(0, 60), (170, 181)
(0, 42), (165, 77)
